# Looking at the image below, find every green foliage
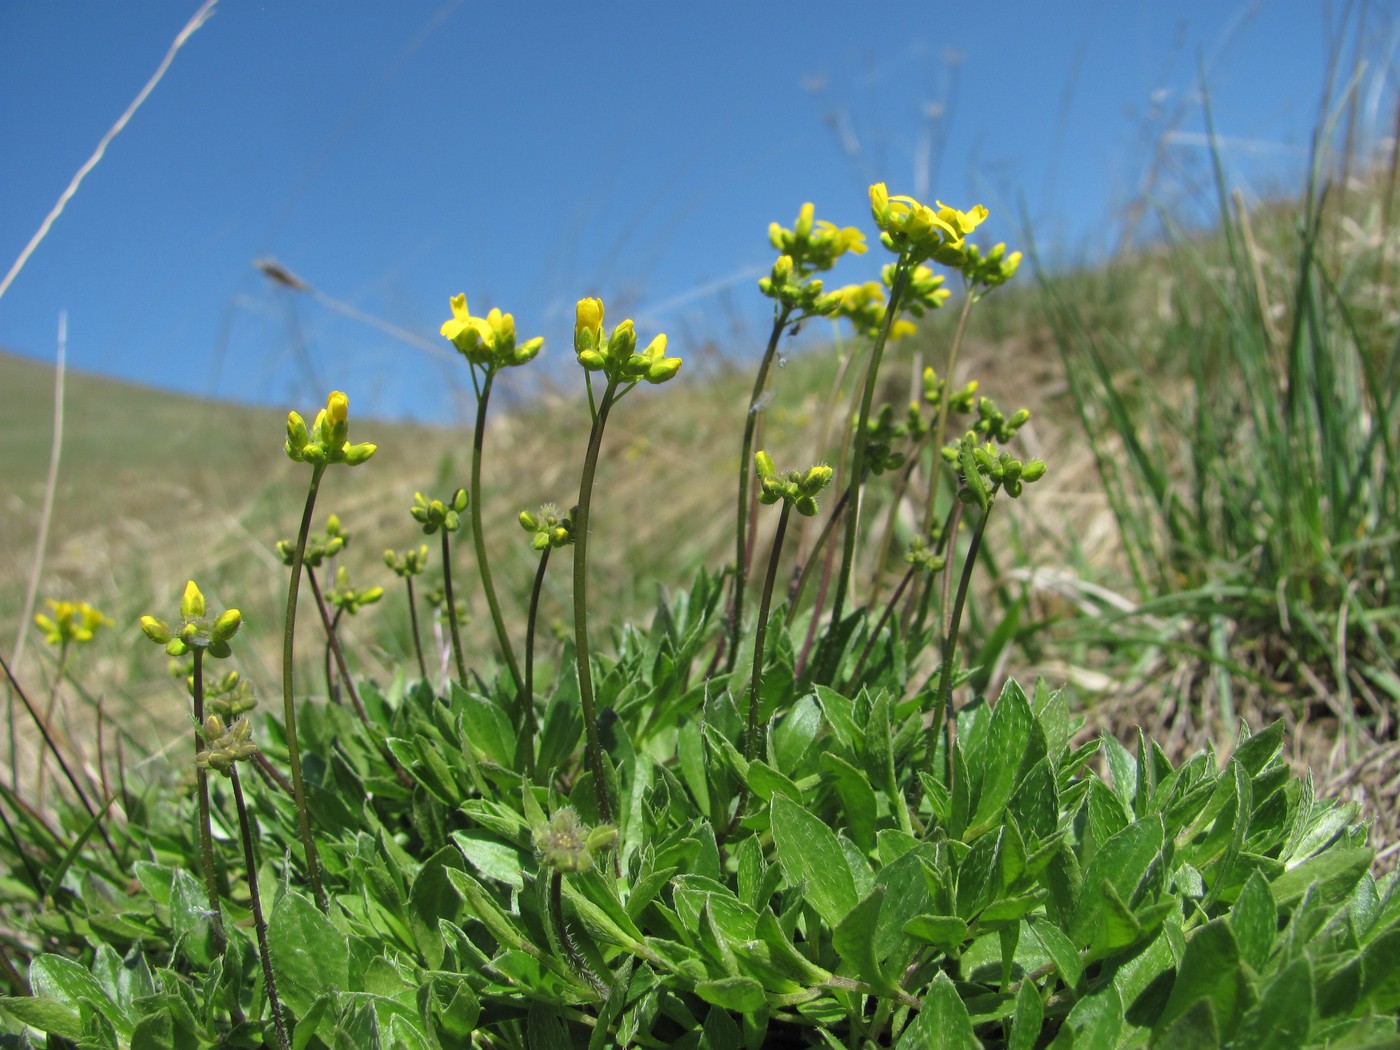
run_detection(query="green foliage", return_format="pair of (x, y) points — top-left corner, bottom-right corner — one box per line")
(3, 616), (1396, 1047)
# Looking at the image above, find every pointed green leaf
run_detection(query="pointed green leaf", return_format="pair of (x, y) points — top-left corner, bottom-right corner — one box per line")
(896, 971), (978, 1049)
(770, 794), (857, 931)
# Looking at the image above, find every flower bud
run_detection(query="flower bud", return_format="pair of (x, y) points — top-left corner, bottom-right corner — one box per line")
(327, 391), (349, 425)
(140, 616), (172, 645)
(212, 608), (242, 644)
(343, 442), (377, 465)
(180, 581), (205, 621)
(754, 450), (776, 478)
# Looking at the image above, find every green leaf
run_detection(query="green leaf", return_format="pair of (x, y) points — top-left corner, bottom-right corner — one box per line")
(451, 830), (526, 889)
(772, 695), (822, 775)
(966, 681), (1034, 838)
(1048, 982), (1122, 1050)
(1028, 917), (1083, 992)
(1070, 815), (1164, 946)
(820, 751), (879, 853)
(267, 891), (350, 1017)
(694, 975), (766, 1012)
(1229, 871), (1277, 972)
(1154, 918), (1243, 1038)
(1231, 956), (1312, 1050)
(896, 971), (978, 1049)
(452, 682), (518, 767)
(745, 759), (804, 806)
(770, 794), (857, 932)
(903, 914), (968, 954)
(833, 886), (894, 993)
(27, 953), (130, 1039)
(1271, 846), (1372, 908)
(1007, 979), (1044, 1050)
(0, 992), (83, 1041)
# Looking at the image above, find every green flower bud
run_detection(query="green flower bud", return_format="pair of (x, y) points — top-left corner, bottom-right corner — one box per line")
(519, 510), (539, 532)
(754, 450), (776, 478)
(140, 616), (172, 645)
(180, 580), (205, 621)
(1021, 460), (1047, 483)
(451, 488), (469, 513)
(211, 608), (242, 644)
(577, 349), (606, 371)
(343, 442), (377, 466)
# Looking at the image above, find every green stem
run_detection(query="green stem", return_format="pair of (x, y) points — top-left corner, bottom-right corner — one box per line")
(404, 577), (429, 683)
(522, 546), (551, 780)
(471, 368), (524, 691)
(190, 650), (228, 955)
(927, 492), (993, 792)
(819, 261), (914, 680)
(229, 767), (290, 1050)
(573, 377), (622, 823)
(440, 529), (468, 688)
(727, 306), (794, 671)
(280, 463), (328, 913)
(727, 499), (793, 837)
(305, 568), (413, 787)
(921, 290), (978, 533)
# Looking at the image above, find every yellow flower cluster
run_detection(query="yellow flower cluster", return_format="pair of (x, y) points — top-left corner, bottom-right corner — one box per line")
(440, 294), (543, 371)
(869, 183), (988, 266)
(573, 298), (681, 386)
(35, 600), (112, 647)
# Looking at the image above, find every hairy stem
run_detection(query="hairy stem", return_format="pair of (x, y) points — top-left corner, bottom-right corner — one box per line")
(190, 649), (227, 955)
(573, 377), (622, 823)
(229, 767), (290, 1050)
(471, 368), (524, 691)
(818, 262), (914, 682)
(522, 546), (551, 780)
(280, 463), (327, 912)
(404, 576), (429, 683)
(727, 306), (794, 671)
(440, 529), (468, 688)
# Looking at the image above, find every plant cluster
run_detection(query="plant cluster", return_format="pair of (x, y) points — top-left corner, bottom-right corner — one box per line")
(0, 180), (1394, 1050)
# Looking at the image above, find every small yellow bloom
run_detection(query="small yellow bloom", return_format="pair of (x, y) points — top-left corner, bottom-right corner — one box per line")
(575, 297), (605, 353)
(35, 600), (113, 647)
(327, 391), (349, 425)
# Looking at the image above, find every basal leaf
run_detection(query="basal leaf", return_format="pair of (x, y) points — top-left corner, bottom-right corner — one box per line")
(770, 794), (857, 932)
(895, 971), (978, 1049)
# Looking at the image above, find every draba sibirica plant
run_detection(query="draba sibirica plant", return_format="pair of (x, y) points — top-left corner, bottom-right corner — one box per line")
(572, 297), (681, 822)
(441, 294), (543, 699)
(280, 390), (375, 913)
(410, 487), (470, 686)
(139, 580), (242, 956)
(727, 205), (866, 671)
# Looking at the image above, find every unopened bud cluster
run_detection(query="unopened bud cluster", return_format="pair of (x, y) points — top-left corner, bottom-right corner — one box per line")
(384, 544), (430, 578)
(277, 513), (348, 568)
(412, 489), (468, 534)
(196, 714), (258, 775)
(755, 451), (834, 518)
(573, 298), (681, 386)
(285, 391), (376, 467)
(326, 565), (383, 615)
(519, 504), (575, 551)
(532, 806), (618, 874)
(140, 581), (242, 659)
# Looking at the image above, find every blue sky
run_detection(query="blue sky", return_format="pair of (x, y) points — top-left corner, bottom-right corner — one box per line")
(2, 1), (1396, 423)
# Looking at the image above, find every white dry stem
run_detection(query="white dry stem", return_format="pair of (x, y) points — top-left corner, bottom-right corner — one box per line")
(0, 0), (219, 303)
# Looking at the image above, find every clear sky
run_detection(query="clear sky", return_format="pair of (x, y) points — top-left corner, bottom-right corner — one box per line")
(2, 1), (1396, 423)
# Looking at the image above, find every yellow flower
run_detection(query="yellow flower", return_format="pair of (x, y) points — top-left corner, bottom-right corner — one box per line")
(440, 293), (478, 350)
(575, 297), (605, 354)
(869, 182), (987, 266)
(35, 600), (113, 647)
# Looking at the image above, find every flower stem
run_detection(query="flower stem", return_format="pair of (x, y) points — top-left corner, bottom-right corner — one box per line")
(280, 463), (328, 913)
(305, 567), (413, 787)
(471, 368), (524, 691)
(921, 290), (977, 534)
(440, 529), (468, 688)
(726, 306), (793, 671)
(817, 261), (914, 682)
(727, 499), (792, 836)
(573, 378), (622, 823)
(522, 546), (552, 780)
(404, 576), (428, 683)
(229, 767), (290, 1050)
(927, 492), (993, 791)
(190, 649), (227, 955)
